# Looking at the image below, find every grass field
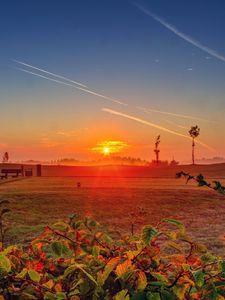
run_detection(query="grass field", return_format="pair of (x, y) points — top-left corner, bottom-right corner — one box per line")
(0, 175), (224, 255)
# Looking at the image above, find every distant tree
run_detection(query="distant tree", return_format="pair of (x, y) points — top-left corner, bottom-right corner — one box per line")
(189, 126), (200, 165)
(154, 135), (160, 165)
(2, 152), (9, 163)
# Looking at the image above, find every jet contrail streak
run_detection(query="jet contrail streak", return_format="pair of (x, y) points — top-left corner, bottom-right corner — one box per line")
(137, 106), (210, 122)
(13, 59), (88, 88)
(13, 60), (210, 121)
(17, 68), (127, 105)
(165, 119), (189, 130)
(102, 108), (214, 151)
(133, 2), (225, 63)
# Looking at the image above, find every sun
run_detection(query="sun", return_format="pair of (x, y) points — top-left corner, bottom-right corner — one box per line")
(103, 147), (110, 155)
(91, 140), (128, 156)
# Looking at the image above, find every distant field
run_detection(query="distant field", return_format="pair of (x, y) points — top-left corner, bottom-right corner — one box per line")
(0, 176), (225, 255)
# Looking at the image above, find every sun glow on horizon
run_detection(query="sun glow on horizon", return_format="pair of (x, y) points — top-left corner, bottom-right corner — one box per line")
(103, 147), (110, 156)
(91, 140), (128, 156)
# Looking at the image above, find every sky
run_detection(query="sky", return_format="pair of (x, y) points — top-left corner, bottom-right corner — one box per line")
(0, 0), (225, 162)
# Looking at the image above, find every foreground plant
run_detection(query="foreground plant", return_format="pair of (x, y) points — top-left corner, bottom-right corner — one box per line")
(176, 171), (225, 195)
(0, 215), (224, 299)
(0, 200), (11, 249)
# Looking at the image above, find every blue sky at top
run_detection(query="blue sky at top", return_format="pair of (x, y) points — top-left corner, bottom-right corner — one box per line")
(0, 0), (225, 160)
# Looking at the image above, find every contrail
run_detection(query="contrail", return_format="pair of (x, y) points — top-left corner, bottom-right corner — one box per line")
(13, 59), (88, 88)
(137, 106), (210, 122)
(16, 68), (127, 105)
(102, 108), (214, 151)
(133, 2), (225, 63)
(13, 59), (210, 122)
(165, 119), (189, 130)
(13, 60), (210, 121)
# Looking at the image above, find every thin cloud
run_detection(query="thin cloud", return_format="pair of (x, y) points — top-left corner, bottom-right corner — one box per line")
(56, 130), (77, 137)
(102, 108), (214, 151)
(13, 59), (87, 88)
(137, 106), (210, 122)
(133, 2), (225, 63)
(16, 68), (127, 105)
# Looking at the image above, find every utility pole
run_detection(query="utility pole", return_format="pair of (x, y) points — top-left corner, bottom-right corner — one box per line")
(154, 135), (160, 165)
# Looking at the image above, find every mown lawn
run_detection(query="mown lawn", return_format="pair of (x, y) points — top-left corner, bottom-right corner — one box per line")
(0, 176), (224, 255)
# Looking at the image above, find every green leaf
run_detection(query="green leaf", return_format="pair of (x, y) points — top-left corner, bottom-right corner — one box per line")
(16, 268), (27, 279)
(51, 222), (69, 232)
(131, 292), (146, 300)
(136, 271), (147, 290)
(20, 293), (37, 299)
(194, 270), (205, 287)
(173, 285), (186, 300)
(51, 241), (64, 256)
(51, 241), (71, 257)
(92, 245), (100, 258)
(142, 225), (158, 245)
(151, 272), (168, 284)
(88, 219), (97, 227)
(68, 289), (80, 297)
(56, 292), (67, 300)
(160, 290), (176, 300)
(0, 254), (11, 272)
(78, 265), (98, 286)
(163, 219), (183, 227)
(146, 292), (161, 300)
(163, 219), (185, 234)
(114, 289), (130, 300)
(97, 257), (120, 286)
(44, 292), (56, 300)
(213, 181), (225, 194)
(28, 269), (41, 282)
(220, 260), (225, 278)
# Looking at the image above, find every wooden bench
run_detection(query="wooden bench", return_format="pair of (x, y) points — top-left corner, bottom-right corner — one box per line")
(1, 169), (23, 179)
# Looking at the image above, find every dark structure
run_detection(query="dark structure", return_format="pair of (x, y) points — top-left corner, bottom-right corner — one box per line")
(1, 169), (22, 179)
(36, 164), (42, 177)
(25, 168), (33, 176)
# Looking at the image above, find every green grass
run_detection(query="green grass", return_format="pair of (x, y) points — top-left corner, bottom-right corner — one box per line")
(0, 176), (224, 255)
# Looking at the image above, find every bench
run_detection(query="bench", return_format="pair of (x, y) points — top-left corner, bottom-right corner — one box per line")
(1, 169), (23, 179)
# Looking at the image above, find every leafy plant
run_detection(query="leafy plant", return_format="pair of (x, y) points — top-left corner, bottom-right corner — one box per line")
(176, 171), (225, 195)
(0, 214), (224, 299)
(0, 200), (11, 249)
(128, 206), (148, 235)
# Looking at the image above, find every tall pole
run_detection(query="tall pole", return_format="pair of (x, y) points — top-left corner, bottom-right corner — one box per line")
(155, 149), (160, 165)
(192, 138), (195, 165)
(154, 135), (160, 166)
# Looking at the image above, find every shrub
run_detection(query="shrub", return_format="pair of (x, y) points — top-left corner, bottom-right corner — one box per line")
(0, 215), (224, 299)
